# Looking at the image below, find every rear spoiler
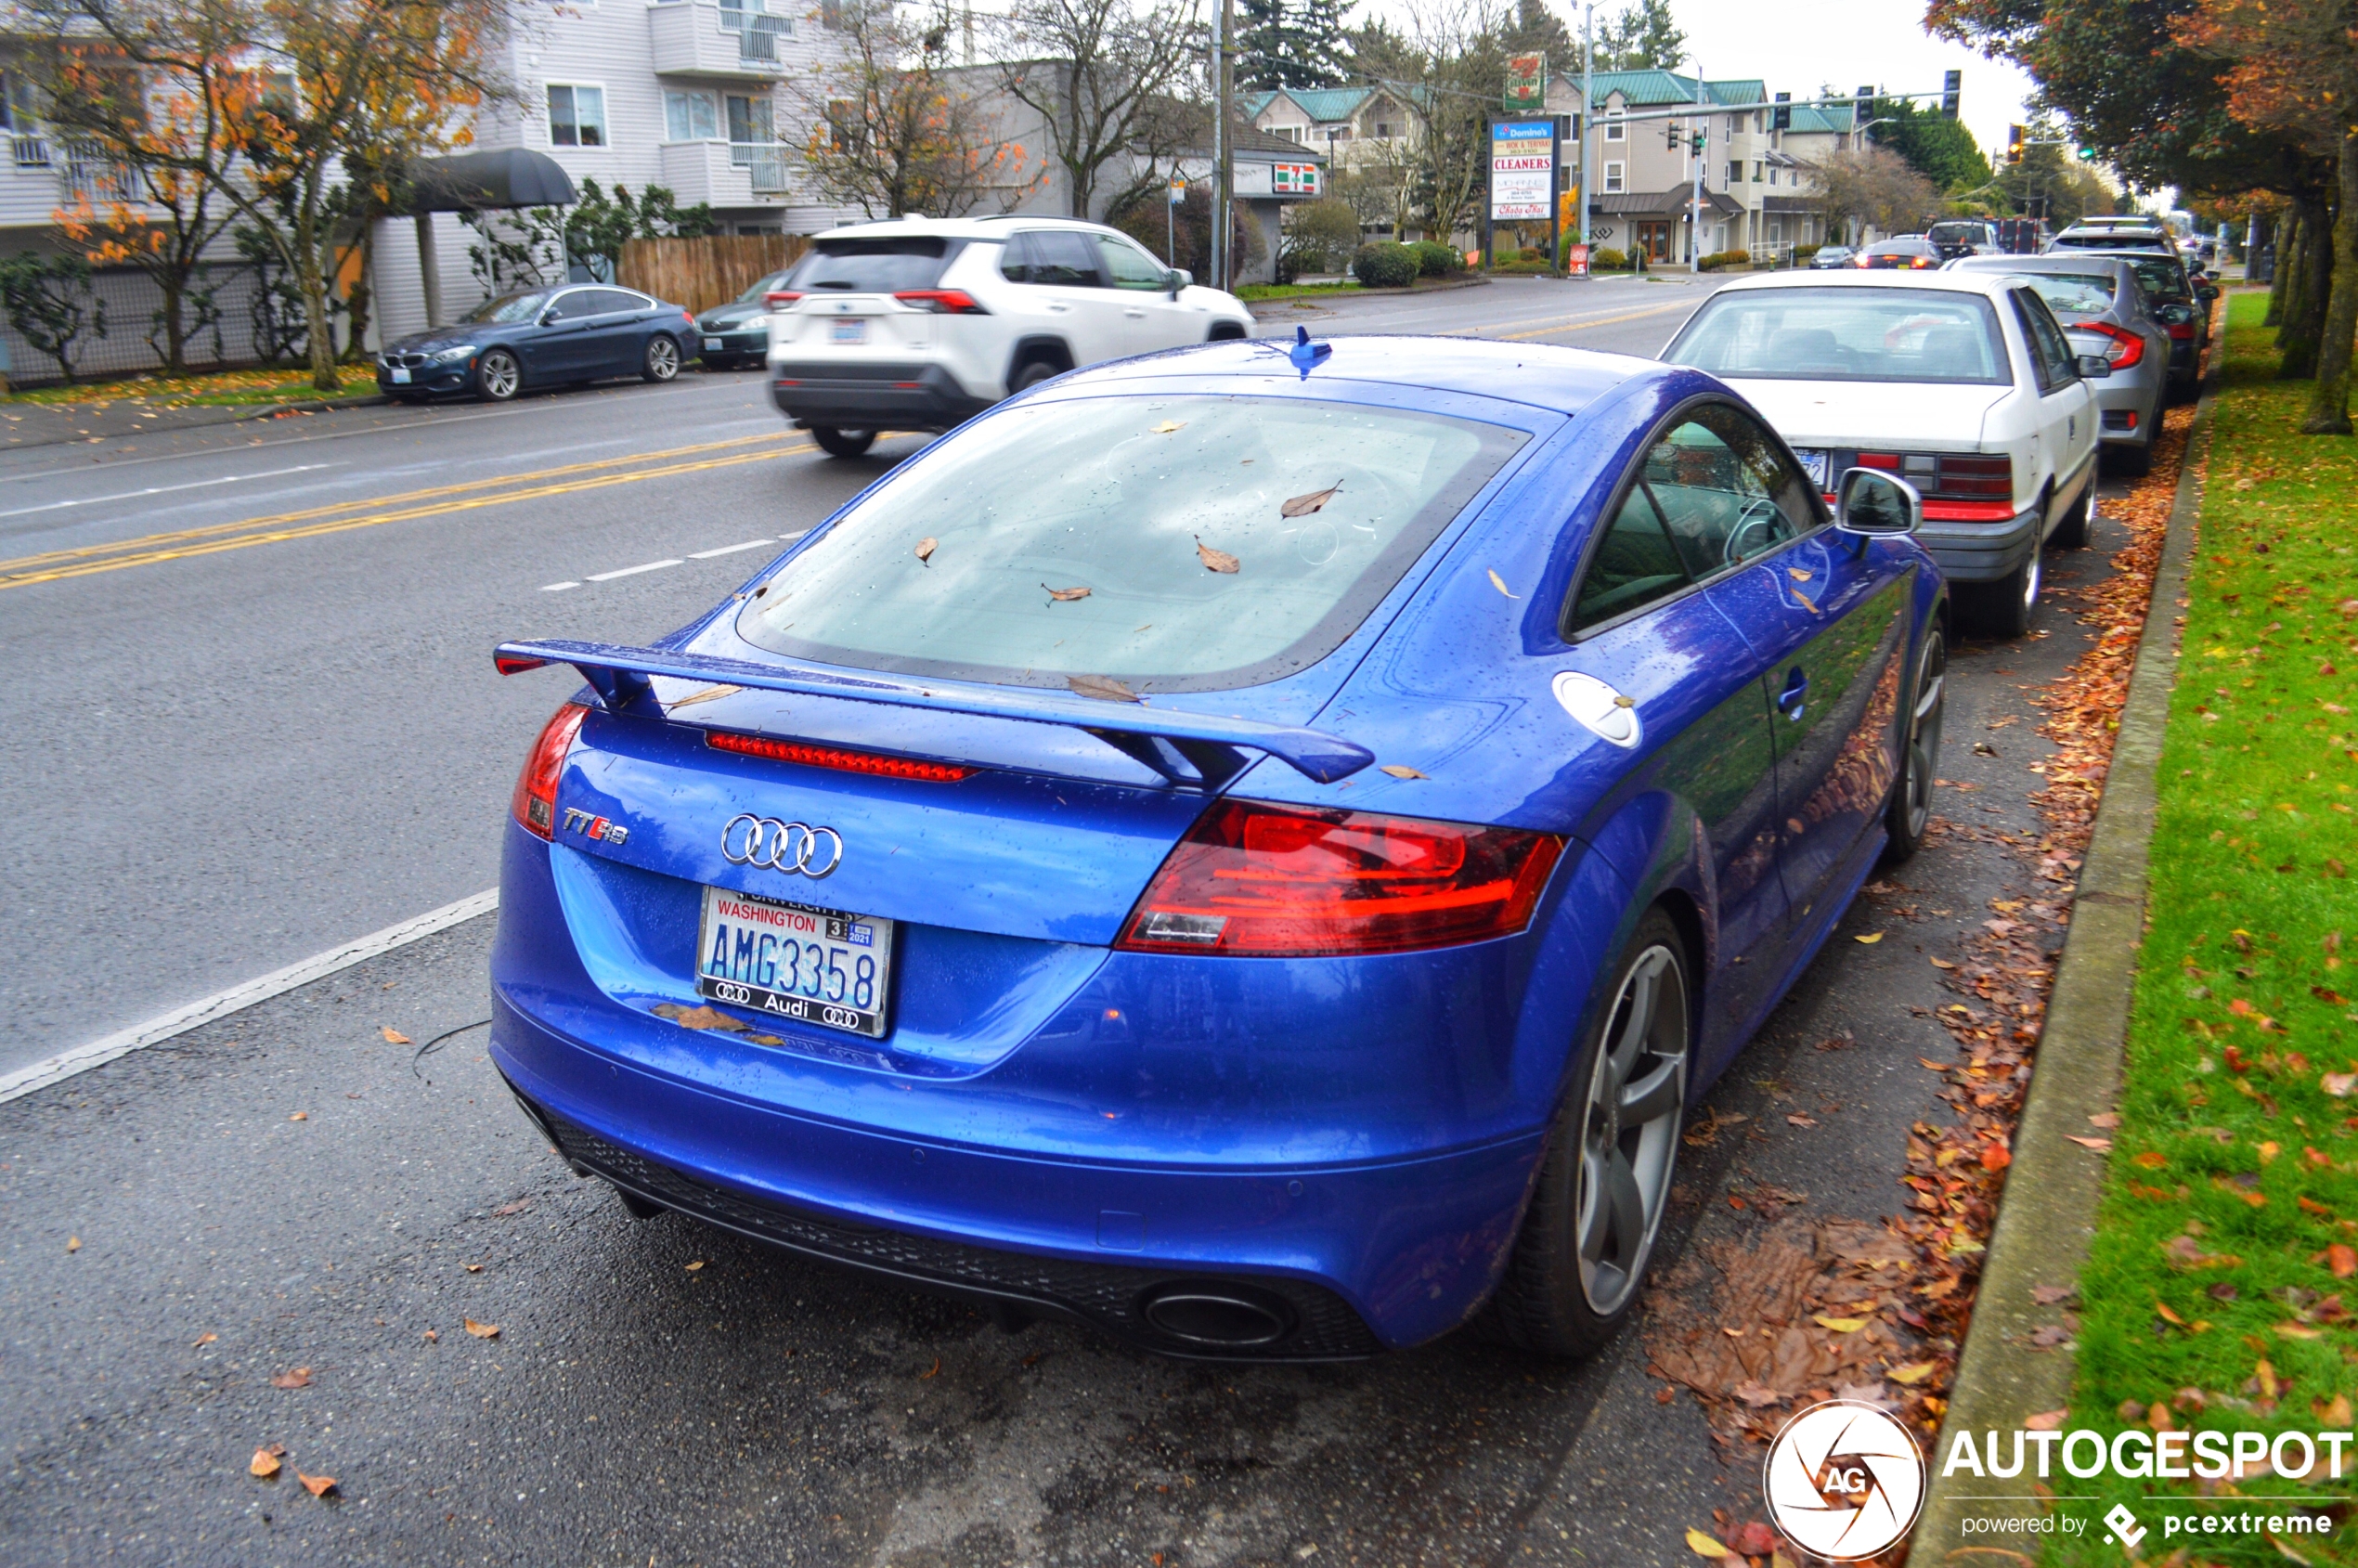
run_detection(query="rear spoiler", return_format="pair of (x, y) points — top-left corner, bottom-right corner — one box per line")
(493, 638), (1376, 786)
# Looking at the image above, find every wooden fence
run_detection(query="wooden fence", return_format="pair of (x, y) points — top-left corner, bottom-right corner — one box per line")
(617, 234), (810, 315)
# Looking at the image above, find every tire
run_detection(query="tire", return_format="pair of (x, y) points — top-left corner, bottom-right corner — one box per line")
(1010, 358), (1064, 394)
(1968, 531), (2041, 639)
(1478, 908), (1692, 1359)
(810, 426), (877, 459)
(1881, 622), (1947, 865)
(2048, 477), (2094, 550)
(641, 335), (681, 383)
(475, 348), (521, 403)
(1207, 321), (1249, 342)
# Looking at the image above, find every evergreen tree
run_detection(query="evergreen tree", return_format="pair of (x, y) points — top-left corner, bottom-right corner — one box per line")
(1595, 0), (1683, 71)
(1238, 0), (1352, 91)
(1869, 97), (1994, 192)
(1500, 0), (1574, 71)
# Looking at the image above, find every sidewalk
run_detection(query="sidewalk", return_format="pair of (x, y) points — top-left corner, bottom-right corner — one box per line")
(1, 389), (387, 451)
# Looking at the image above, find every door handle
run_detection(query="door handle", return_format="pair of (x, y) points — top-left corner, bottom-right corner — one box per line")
(1778, 667), (1808, 719)
(1124, 307), (1147, 318)
(1047, 304), (1069, 313)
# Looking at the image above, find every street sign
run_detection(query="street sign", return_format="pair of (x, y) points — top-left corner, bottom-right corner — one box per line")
(1274, 162), (1320, 195)
(1169, 175), (1186, 204)
(1505, 53), (1545, 111)
(1564, 242), (1590, 278)
(1488, 121), (1554, 221)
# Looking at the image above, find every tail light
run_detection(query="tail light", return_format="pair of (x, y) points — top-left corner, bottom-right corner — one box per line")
(2165, 319), (2195, 342)
(511, 703), (588, 840)
(1934, 453), (2014, 498)
(2077, 320), (2145, 368)
(765, 290), (804, 307)
(1116, 799), (1563, 957)
(893, 289), (989, 315)
(705, 729), (974, 783)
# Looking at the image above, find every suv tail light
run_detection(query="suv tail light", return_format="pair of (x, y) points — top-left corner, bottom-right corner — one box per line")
(765, 290), (804, 307)
(511, 703), (588, 839)
(2076, 319), (2145, 368)
(1116, 799), (1563, 957)
(893, 289), (990, 315)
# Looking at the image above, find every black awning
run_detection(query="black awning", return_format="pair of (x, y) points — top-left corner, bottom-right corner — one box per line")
(406, 149), (577, 213)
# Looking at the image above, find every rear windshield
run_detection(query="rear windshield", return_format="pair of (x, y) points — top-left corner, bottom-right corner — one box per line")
(738, 269), (797, 302)
(2125, 257), (2188, 300)
(1665, 287), (2012, 384)
(735, 395), (1528, 692)
(786, 238), (953, 294)
(2021, 273), (2115, 316)
(1928, 223), (1990, 244)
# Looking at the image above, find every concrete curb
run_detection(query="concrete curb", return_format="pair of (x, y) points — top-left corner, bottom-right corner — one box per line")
(1911, 352), (2219, 1553)
(1, 390), (390, 449)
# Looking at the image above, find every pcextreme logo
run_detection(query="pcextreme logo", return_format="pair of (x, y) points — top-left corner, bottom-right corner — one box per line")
(1763, 1401), (1927, 1562)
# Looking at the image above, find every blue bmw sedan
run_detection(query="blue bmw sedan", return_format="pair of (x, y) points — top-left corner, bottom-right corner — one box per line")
(377, 283), (699, 403)
(488, 332), (1947, 1360)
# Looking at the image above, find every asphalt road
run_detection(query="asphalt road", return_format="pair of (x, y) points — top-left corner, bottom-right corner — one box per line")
(0, 272), (2139, 1566)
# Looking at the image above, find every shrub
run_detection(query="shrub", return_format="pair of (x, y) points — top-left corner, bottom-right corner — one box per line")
(1409, 240), (1460, 278)
(1350, 241), (1419, 288)
(1285, 198), (1363, 275)
(1793, 244), (1822, 263)
(1589, 246), (1627, 270)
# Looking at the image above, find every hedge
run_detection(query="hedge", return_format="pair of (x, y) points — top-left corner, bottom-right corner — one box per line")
(1350, 242), (1420, 288)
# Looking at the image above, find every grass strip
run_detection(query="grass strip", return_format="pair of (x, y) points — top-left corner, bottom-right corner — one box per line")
(2048, 288), (2358, 1563)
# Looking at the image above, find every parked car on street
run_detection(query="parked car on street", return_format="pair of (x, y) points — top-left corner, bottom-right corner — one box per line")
(1946, 254), (2170, 475)
(1994, 217), (2048, 255)
(377, 285), (697, 403)
(2046, 216), (2173, 254)
(2063, 248), (2213, 400)
(487, 331), (1947, 1362)
(1661, 269), (2109, 636)
(1850, 236), (1941, 270)
(764, 217), (1257, 458)
(1926, 219), (2002, 263)
(1808, 245), (1855, 269)
(695, 269), (797, 369)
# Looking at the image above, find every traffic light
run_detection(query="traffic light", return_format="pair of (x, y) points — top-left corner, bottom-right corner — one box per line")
(1856, 84), (1873, 123)
(1692, 128), (1706, 153)
(1773, 91), (1791, 132)
(1941, 70), (1961, 118)
(2005, 123), (2025, 165)
(2076, 143), (2097, 162)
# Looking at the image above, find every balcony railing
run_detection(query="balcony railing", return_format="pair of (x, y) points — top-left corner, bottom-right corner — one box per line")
(732, 144), (792, 193)
(738, 16), (786, 61)
(12, 134), (51, 168)
(63, 140), (133, 203)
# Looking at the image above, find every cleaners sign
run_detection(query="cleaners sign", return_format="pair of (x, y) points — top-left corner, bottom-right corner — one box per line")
(1489, 120), (1555, 222)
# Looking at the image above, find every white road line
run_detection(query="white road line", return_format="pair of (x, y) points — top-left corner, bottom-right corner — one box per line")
(540, 580), (580, 592)
(0, 888), (499, 1107)
(0, 462), (340, 520)
(587, 558), (683, 581)
(688, 538), (775, 559)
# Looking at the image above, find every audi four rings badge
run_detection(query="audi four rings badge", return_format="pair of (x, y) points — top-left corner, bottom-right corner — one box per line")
(720, 814), (845, 878)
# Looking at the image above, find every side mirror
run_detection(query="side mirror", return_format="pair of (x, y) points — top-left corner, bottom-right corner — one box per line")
(538, 308), (561, 327)
(1165, 268), (1190, 295)
(2077, 353), (2114, 380)
(1834, 468), (1922, 538)
(2158, 302), (2196, 326)
(2197, 282), (2220, 303)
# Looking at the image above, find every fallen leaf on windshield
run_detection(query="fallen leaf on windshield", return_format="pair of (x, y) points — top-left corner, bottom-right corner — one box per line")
(1379, 764), (1428, 780)
(271, 1368), (313, 1389)
(1152, 420), (1185, 434)
(380, 1026), (410, 1045)
(1042, 583), (1092, 603)
(913, 537), (937, 563)
(251, 1447), (282, 1478)
(1281, 484), (1341, 517)
(667, 683), (740, 710)
(1487, 569), (1518, 599)
(297, 1471), (337, 1497)
(1788, 568), (1813, 582)
(1068, 673), (1139, 703)
(1794, 591), (1820, 615)
(1195, 537), (1240, 574)
(653, 1004), (747, 1032)
(463, 1318), (499, 1340)
(1684, 1527), (1730, 1559)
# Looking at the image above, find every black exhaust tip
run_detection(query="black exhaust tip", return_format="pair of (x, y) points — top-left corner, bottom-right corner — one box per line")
(1140, 1286), (1295, 1348)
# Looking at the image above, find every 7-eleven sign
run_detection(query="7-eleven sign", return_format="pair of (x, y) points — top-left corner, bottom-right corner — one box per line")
(1275, 162), (1321, 196)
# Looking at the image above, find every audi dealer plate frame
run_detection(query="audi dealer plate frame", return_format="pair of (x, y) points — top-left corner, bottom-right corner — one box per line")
(695, 885), (894, 1039)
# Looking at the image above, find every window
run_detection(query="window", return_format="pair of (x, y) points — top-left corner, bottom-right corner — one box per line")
(1096, 234), (1169, 290)
(666, 90), (718, 141)
(1725, 161), (1739, 188)
(1751, 160), (1762, 183)
(1726, 114), (1740, 137)
(2017, 272), (2115, 318)
(1374, 120), (1393, 138)
(1766, 166), (1778, 187)
(717, 0), (764, 29)
(788, 235), (952, 292)
(734, 395), (1527, 692)
(2011, 289), (2078, 392)
(548, 84), (605, 148)
(999, 229), (1098, 286)
(1664, 286), (2013, 385)
(1573, 405), (1814, 633)
(726, 93), (772, 144)
(1604, 110), (1624, 141)
(588, 288), (649, 316)
(1603, 161), (1624, 194)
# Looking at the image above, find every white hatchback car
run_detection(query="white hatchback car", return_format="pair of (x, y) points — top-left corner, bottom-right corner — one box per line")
(1660, 270), (2108, 637)
(764, 216), (1257, 457)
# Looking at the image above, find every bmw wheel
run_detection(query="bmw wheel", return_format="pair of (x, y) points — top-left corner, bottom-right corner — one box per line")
(642, 335), (681, 383)
(1480, 908), (1691, 1359)
(1882, 624), (1946, 864)
(475, 348), (521, 403)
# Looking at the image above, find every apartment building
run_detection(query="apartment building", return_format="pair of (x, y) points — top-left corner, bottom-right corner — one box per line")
(1244, 84), (1417, 167)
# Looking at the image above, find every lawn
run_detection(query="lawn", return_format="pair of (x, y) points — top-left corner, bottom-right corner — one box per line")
(6, 365), (379, 408)
(1235, 279), (1366, 303)
(2050, 288), (2358, 1563)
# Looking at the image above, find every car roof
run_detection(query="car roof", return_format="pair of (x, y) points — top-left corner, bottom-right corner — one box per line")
(1708, 269), (2019, 299)
(1948, 254), (2138, 275)
(813, 214), (1116, 242)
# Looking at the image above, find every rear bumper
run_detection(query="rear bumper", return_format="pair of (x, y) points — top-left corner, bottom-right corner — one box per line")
(771, 361), (992, 432)
(1919, 501), (2041, 583)
(697, 330), (768, 360)
(2091, 370), (2162, 445)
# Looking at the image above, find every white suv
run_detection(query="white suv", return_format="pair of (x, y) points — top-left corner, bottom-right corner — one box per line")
(765, 216), (1257, 457)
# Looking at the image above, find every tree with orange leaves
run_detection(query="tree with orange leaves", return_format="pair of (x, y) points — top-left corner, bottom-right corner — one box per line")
(2172, 0), (2358, 433)
(34, 0), (513, 394)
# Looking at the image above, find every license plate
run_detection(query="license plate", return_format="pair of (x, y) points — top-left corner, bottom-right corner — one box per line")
(390, 368), (410, 384)
(704, 337), (723, 352)
(831, 318), (867, 344)
(695, 885), (892, 1039)
(1794, 447), (1830, 491)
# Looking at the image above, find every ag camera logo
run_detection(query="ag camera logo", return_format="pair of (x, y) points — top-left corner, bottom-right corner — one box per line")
(1763, 1400), (1927, 1562)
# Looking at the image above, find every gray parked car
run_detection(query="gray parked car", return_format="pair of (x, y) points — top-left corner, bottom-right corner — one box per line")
(1949, 253), (2170, 476)
(1808, 244), (1854, 269)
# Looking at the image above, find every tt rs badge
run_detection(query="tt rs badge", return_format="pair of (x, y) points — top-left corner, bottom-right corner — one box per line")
(561, 807), (629, 846)
(1552, 670), (1641, 749)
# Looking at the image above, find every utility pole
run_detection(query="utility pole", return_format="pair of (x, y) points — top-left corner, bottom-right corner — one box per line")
(1208, 14), (1224, 286)
(1579, 3), (1593, 255)
(1211, 0), (1235, 288)
(1688, 59), (1705, 274)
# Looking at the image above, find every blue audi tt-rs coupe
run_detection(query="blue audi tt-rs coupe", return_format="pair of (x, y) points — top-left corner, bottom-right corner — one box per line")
(489, 330), (1947, 1360)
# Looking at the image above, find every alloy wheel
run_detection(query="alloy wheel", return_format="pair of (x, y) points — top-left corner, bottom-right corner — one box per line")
(645, 337), (680, 382)
(1574, 944), (1689, 1316)
(478, 351), (519, 401)
(1901, 631), (1946, 841)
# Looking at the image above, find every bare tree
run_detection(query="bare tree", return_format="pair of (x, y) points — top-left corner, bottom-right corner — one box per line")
(1802, 146), (1941, 242)
(996, 0), (1199, 219)
(1362, 0), (1503, 245)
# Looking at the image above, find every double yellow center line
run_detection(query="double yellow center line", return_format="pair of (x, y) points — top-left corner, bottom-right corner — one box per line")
(0, 431), (814, 591)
